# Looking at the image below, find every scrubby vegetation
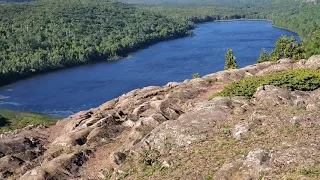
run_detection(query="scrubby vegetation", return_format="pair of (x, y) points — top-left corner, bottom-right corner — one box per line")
(0, 110), (58, 133)
(192, 73), (200, 79)
(210, 69), (320, 99)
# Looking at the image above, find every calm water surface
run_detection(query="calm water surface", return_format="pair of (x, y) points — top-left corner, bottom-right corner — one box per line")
(0, 21), (300, 117)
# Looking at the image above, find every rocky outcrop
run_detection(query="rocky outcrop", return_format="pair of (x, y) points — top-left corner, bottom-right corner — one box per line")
(1, 55), (320, 179)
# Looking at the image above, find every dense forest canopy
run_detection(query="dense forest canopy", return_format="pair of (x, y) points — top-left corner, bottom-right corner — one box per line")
(118, 0), (309, 6)
(0, 0), (320, 87)
(0, 0), (194, 86)
(140, 2), (320, 39)
(140, 2), (320, 55)
(0, 0), (34, 3)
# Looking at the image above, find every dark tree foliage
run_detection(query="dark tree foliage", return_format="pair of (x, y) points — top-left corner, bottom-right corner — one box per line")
(270, 3), (320, 40)
(119, 0), (304, 7)
(306, 30), (320, 57)
(224, 49), (238, 70)
(269, 36), (306, 61)
(257, 48), (269, 63)
(0, 115), (9, 127)
(144, 2), (320, 58)
(0, 0), (194, 86)
(0, 0), (34, 3)
(1, 0), (320, 86)
(264, 3), (320, 57)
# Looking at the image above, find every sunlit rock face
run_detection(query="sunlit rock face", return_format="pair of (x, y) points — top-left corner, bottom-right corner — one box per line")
(1, 56), (320, 179)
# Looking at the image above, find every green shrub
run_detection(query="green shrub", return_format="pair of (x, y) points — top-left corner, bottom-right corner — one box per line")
(0, 110), (58, 133)
(192, 72), (200, 79)
(300, 166), (320, 177)
(210, 69), (320, 99)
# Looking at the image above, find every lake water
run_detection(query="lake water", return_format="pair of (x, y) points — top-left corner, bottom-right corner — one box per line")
(0, 21), (299, 117)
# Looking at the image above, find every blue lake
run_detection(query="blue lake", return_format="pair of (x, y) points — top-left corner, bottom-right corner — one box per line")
(0, 21), (299, 117)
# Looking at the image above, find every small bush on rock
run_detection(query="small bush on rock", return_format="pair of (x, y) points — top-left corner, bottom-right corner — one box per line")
(210, 69), (320, 99)
(192, 73), (200, 79)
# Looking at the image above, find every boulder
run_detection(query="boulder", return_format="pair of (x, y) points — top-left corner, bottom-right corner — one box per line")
(232, 123), (251, 141)
(253, 85), (293, 105)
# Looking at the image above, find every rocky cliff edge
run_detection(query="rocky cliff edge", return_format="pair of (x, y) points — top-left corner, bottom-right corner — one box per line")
(1, 56), (320, 179)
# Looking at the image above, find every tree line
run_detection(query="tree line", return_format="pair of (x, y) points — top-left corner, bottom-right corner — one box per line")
(1, 0), (320, 86)
(0, 0), (194, 86)
(146, 2), (320, 62)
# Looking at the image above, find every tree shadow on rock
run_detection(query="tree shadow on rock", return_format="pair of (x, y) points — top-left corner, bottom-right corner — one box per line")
(0, 115), (10, 127)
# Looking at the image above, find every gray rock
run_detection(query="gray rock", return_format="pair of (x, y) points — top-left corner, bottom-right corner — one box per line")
(122, 120), (135, 128)
(277, 58), (293, 64)
(306, 103), (318, 111)
(305, 55), (320, 68)
(19, 167), (48, 180)
(293, 99), (306, 109)
(140, 116), (160, 129)
(4, 55), (320, 179)
(232, 123), (251, 141)
(290, 116), (303, 126)
(244, 149), (269, 167)
(134, 101), (232, 153)
(253, 85), (293, 105)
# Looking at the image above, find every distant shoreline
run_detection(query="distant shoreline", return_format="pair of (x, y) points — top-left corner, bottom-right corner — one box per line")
(0, 17), (300, 88)
(213, 19), (272, 22)
(201, 18), (301, 39)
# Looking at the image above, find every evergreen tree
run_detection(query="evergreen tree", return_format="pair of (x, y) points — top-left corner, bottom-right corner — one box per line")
(306, 30), (320, 57)
(0, 0), (195, 87)
(269, 36), (307, 61)
(257, 48), (269, 63)
(224, 49), (238, 70)
(293, 43), (307, 60)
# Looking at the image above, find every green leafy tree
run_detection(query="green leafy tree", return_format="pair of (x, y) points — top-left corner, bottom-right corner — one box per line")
(257, 48), (269, 63)
(224, 49), (238, 70)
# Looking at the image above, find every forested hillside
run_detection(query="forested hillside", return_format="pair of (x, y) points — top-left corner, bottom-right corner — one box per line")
(140, 5), (265, 24)
(0, 0), (193, 86)
(271, 4), (320, 39)
(1, 0), (320, 87)
(269, 3), (320, 56)
(119, 0), (307, 6)
(140, 2), (320, 56)
(0, 0), (34, 3)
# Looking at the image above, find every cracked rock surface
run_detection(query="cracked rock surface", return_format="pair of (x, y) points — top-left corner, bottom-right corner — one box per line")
(0, 56), (320, 179)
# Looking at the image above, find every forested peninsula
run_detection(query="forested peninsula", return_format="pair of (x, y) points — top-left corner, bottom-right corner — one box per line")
(0, 0), (320, 87)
